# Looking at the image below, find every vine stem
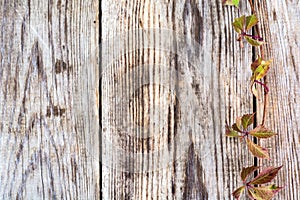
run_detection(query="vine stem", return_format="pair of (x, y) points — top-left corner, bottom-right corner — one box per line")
(254, 80), (269, 93)
(248, 0), (268, 126)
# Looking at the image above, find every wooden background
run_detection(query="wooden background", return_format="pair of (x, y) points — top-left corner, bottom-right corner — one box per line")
(0, 0), (99, 199)
(1, 0), (299, 199)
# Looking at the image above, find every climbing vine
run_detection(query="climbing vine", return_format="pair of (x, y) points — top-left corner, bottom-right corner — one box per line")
(223, 0), (283, 199)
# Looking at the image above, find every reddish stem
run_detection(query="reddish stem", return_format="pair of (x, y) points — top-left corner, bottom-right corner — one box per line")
(254, 80), (269, 93)
(241, 32), (263, 41)
(241, 131), (250, 138)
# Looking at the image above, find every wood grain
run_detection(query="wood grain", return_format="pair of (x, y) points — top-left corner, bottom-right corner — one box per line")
(102, 0), (254, 199)
(254, 1), (300, 199)
(1, 0), (298, 199)
(0, 0), (99, 199)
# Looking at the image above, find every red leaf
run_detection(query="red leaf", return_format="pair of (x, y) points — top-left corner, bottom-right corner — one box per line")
(241, 166), (259, 182)
(248, 185), (283, 200)
(250, 166), (283, 185)
(241, 113), (255, 129)
(249, 125), (277, 139)
(246, 138), (269, 159)
(232, 123), (243, 132)
(232, 186), (245, 199)
(226, 122), (240, 137)
(247, 189), (256, 200)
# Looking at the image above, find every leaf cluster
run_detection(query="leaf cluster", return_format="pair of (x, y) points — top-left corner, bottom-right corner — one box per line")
(251, 57), (272, 98)
(226, 113), (277, 159)
(233, 166), (283, 200)
(232, 15), (265, 46)
(223, 0), (265, 46)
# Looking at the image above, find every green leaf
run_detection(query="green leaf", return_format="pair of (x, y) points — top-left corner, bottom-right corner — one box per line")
(251, 56), (263, 72)
(232, 186), (245, 199)
(241, 166), (259, 182)
(223, 0), (240, 7)
(248, 185), (283, 200)
(245, 36), (265, 46)
(251, 58), (272, 81)
(256, 60), (271, 79)
(250, 125), (277, 139)
(241, 113), (255, 129)
(246, 15), (258, 31)
(250, 166), (283, 185)
(226, 123), (240, 137)
(232, 15), (245, 33)
(248, 188), (267, 200)
(233, 0), (240, 7)
(232, 123), (242, 132)
(246, 138), (269, 158)
(232, 116), (243, 132)
(232, 0), (240, 7)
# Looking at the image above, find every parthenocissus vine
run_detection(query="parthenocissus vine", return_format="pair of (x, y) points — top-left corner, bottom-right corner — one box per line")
(223, 0), (283, 199)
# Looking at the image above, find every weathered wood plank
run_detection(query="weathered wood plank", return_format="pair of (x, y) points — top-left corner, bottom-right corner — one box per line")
(255, 1), (300, 199)
(0, 0), (99, 199)
(102, 0), (254, 199)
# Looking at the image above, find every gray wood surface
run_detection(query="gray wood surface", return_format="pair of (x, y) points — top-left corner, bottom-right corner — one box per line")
(102, 0), (299, 199)
(0, 0), (100, 199)
(101, 0), (255, 199)
(0, 0), (299, 199)
(254, 1), (300, 200)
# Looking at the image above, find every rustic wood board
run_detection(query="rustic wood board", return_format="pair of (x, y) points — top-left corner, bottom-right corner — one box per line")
(101, 0), (255, 199)
(254, 1), (300, 199)
(0, 0), (99, 199)
(1, 0), (298, 199)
